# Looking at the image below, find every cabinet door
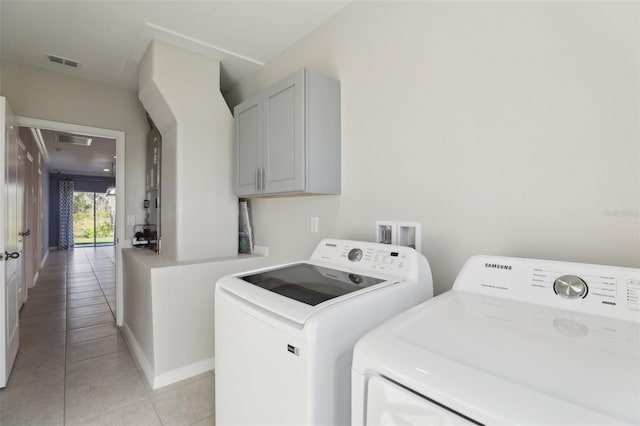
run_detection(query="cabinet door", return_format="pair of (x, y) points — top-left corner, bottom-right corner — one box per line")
(263, 71), (305, 194)
(235, 97), (262, 196)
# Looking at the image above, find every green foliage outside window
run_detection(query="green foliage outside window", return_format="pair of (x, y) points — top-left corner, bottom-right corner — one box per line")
(73, 191), (115, 244)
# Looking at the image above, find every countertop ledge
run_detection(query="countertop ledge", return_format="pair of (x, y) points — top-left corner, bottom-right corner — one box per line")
(123, 245), (268, 268)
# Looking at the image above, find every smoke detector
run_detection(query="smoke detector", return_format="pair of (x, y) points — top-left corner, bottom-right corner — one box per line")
(55, 133), (93, 146)
(46, 53), (82, 68)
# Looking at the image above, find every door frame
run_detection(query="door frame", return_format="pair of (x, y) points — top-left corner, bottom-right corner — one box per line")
(16, 116), (126, 327)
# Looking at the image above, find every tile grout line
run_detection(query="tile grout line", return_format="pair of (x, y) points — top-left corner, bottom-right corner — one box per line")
(140, 366), (166, 425)
(59, 247), (174, 425)
(66, 330), (120, 348)
(66, 247), (95, 425)
(64, 344), (123, 368)
(86, 247), (117, 320)
(87, 247), (168, 424)
(64, 247), (114, 425)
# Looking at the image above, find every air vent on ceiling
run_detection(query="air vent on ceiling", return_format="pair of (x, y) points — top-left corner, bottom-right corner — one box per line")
(64, 59), (80, 68)
(46, 53), (82, 69)
(55, 134), (93, 147)
(48, 55), (63, 64)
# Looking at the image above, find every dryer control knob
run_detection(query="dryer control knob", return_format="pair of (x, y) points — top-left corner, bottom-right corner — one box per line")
(553, 275), (588, 299)
(348, 248), (363, 262)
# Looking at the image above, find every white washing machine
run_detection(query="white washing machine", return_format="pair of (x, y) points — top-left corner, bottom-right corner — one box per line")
(352, 255), (640, 425)
(214, 239), (433, 426)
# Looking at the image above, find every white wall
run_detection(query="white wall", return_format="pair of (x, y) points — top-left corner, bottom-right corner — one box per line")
(0, 60), (148, 242)
(122, 248), (268, 389)
(226, 1), (640, 294)
(139, 41), (237, 261)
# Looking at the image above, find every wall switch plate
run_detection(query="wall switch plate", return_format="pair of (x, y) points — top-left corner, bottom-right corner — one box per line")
(127, 214), (136, 226)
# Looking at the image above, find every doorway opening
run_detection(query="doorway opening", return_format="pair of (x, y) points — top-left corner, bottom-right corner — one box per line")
(17, 116), (126, 327)
(73, 191), (116, 247)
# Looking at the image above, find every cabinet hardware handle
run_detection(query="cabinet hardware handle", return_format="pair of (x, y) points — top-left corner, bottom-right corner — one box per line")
(256, 168), (260, 192)
(260, 168), (264, 191)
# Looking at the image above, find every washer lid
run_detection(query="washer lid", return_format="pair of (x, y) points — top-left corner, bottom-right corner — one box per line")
(239, 263), (385, 306)
(353, 291), (640, 425)
(217, 261), (398, 326)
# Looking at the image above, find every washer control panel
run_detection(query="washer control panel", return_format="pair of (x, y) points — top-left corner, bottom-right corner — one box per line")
(311, 239), (419, 278)
(454, 255), (640, 323)
(348, 248), (363, 262)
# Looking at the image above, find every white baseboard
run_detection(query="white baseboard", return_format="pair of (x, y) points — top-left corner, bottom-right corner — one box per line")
(153, 357), (215, 390)
(121, 322), (214, 390)
(121, 322), (155, 389)
(41, 250), (49, 266)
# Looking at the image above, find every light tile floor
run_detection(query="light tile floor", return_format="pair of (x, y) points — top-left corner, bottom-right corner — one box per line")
(0, 247), (215, 426)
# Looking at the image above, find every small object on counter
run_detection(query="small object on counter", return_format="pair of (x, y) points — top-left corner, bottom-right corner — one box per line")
(132, 224), (157, 248)
(239, 231), (251, 254)
(239, 200), (254, 254)
(132, 231), (149, 247)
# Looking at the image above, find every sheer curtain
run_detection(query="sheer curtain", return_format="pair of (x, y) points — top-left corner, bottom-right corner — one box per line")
(58, 179), (74, 249)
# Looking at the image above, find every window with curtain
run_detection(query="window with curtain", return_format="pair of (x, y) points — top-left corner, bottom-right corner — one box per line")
(58, 179), (74, 249)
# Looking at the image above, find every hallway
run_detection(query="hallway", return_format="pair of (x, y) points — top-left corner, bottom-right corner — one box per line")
(0, 248), (215, 426)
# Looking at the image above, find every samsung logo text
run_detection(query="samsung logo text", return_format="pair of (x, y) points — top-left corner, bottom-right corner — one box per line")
(485, 263), (512, 271)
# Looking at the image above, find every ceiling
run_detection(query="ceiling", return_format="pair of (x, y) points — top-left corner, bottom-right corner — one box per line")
(2, 1), (350, 176)
(36, 129), (116, 177)
(0, 1), (350, 93)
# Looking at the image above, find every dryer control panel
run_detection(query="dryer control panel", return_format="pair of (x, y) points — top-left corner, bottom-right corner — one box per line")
(453, 255), (640, 323)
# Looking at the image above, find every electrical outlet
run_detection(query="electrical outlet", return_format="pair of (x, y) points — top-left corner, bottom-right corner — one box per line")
(127, 214), (136, 226)
(310, 217), (319, 233)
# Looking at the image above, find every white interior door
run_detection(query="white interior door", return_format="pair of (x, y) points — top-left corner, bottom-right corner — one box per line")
(1, 97), (21, 388)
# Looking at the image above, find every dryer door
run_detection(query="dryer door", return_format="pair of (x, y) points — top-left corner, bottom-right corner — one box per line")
(366, 376), (478, 426)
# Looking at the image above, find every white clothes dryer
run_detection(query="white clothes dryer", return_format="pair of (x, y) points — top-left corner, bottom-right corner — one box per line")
(352, 255), (640, 425)
(214, 239), (433, 426)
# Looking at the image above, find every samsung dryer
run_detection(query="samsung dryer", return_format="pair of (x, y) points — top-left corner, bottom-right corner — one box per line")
(215, 239), (433, 426)
(352, 255), (640, 425)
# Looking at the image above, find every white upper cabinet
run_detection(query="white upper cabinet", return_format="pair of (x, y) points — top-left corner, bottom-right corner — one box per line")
(236, 97), (262, 195)
(234, 69), (340, 197)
